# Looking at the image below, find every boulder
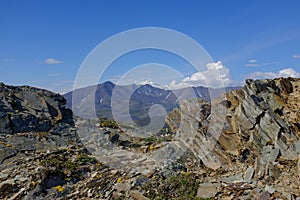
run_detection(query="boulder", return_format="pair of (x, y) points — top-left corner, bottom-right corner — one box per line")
(0, 83), (73, 134)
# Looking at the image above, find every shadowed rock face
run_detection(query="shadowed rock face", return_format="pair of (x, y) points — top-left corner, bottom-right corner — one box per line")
(0, 83), (73, 134)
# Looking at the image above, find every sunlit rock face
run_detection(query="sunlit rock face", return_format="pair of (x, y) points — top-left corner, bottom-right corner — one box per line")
(167, 77), (300, 170)
(164, 78), (300, 198)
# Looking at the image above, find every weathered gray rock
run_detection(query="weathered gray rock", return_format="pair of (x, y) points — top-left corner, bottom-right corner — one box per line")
(0, 179), (15, 194)
(268, 148), (280, 163)
(0, 83), (73, 134)
(0, 148), (16, 164)
(129, 190), (150, 200)
(244, 167), (255, 182)
(258, 191), (270, 200)
(265, 185), (276, 194)
(166, 78), (300, 171)
(295, 141), (300, 153)
(220, 173), (243, 183)
(162, 78), (300, 199)
(196, 183), (219, 198)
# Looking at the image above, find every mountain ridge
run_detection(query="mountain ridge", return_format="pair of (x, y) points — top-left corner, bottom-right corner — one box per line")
(63, 81), (241, 123)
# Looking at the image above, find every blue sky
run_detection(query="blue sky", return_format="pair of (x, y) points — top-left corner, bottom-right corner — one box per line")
(1, 0), (300, 93)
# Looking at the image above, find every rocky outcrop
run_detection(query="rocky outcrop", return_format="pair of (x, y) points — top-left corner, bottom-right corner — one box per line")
(166, 77), (300, 198)
(0, 82), (73, 134)
(0, 83), (86, 199)
(0, 78), (299, 199)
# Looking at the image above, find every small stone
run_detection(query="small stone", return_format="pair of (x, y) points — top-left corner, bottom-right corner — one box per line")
(295, 141), (300, 153)
(110, 169), (118, 175)
(129, 190), (150, 200)
(134, 176), (148, 186)
(282, 191), (292, 200)
(141, 169), (153, 177)
(224, 182), (252, 191)
(104, 191), (111, 198)
(244, 167), (255, 182)
(258, 191), (270, 200)
(114, 183), (130, 192)
(220, 173), (243, 183)
(262, 145), (273, 154)
(265, 185), (276, 194)
(267, 162), (276, 177)
(255, 158), (265, 179)
(87, 189), (93, 197)
(268, 148), (280, 163)
(196, 183), (219, 198)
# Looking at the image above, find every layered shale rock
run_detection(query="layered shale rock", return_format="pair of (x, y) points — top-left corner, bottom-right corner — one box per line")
(166, 77), (300, 198)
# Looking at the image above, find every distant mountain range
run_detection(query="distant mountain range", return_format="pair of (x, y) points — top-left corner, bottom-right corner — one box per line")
(63, 81), (240, 125)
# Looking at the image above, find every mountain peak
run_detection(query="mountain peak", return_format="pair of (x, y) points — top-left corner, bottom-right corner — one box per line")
(102, 81), (115, 87)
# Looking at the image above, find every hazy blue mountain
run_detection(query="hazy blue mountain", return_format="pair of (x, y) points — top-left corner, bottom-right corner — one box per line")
(63, 81), (240, 125)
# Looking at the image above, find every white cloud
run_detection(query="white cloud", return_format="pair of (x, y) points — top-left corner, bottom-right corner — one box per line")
(245, 59), (259, 67)
(168, 61), (234, 89)
(136, 79), (155, 85)
(45, 58), (64, 64)
(245, 63), (259, 67)
(248, 68), (300, 79)
(247, 72), (277, 79)
(135, 79), (166, 89)
(278, 68), (300, 77)
(292, 54), (300, 59)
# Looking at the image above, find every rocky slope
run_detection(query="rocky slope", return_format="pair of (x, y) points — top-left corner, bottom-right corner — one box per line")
(0, 83), (81, 199)
(0, 78), (299, 199)
(166, 77), (300, 199)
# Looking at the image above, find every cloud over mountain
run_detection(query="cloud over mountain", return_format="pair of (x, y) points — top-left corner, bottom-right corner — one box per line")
(248, 68), (300, 79)
(169, 61), (233, 89)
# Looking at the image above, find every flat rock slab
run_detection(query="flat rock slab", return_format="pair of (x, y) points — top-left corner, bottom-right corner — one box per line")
(220, 173), (244, 183)
(129, 190), (150, 200)
(197, 183), (219, 198)
(244, 167), (255, 182)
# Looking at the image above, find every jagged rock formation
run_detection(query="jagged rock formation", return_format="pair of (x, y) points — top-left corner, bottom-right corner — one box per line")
(0, 82), (73, 134)
(0, 78), (299, 199)
(0, 84), (82, 199)
(166, 77), (300, 198)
